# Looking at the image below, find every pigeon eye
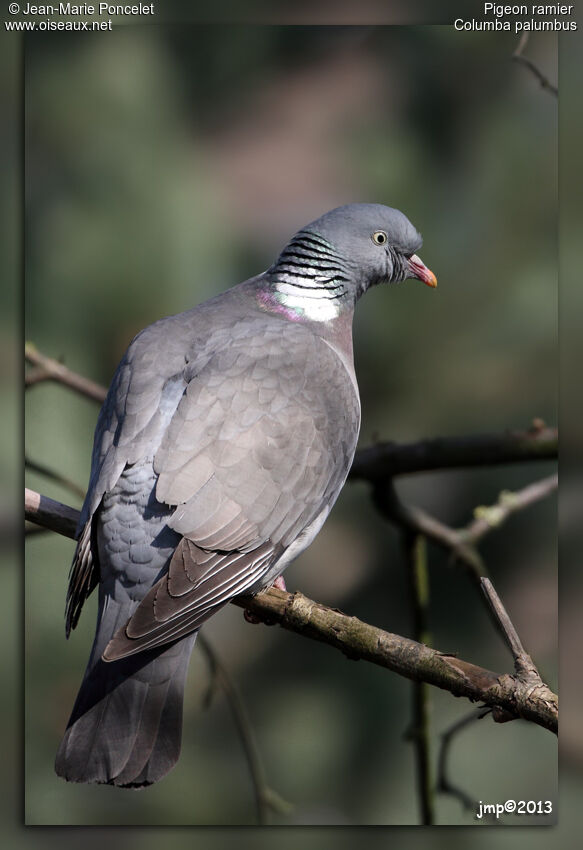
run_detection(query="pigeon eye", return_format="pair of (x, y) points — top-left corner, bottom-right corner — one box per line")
(372, 230), (387, 246)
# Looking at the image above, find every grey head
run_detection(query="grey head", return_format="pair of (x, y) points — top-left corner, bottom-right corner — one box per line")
(266, 203), (436, 323)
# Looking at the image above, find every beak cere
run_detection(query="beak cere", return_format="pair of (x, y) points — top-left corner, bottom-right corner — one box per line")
(408, 254), (437, 288)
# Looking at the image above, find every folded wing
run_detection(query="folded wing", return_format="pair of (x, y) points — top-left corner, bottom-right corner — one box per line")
(104, 322), (360, 660)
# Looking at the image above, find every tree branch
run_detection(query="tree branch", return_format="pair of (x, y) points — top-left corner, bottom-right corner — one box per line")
(25, 456), (86, 501)
(436, 707), (492, 813)
(370, 473), (556, 590)
(197, 634), (292, 824)
(512, 33), (558, 98)
(403, 532), (434, 825)
(25, 487), (79, 539)
(25, 342), (107, 403)
(25, 488), (558, 735)
(461, 473), (558, 547)
(480, 577), (551, 716)
(237, 590), (557, 734)
(349, 425), (557, 480)
(372, 480), (486, 581)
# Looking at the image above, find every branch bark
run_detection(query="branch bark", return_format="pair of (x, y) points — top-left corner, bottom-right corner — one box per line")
(25, 342), (108, 403)
(235, 590), (557, 735)
(25, 487), (79, 539)
(349, 426), (557, 480)
(25, 487), (558, 736)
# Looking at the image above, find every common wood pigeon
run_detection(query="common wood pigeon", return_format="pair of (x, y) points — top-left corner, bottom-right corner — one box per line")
(55, 203), (436, 787)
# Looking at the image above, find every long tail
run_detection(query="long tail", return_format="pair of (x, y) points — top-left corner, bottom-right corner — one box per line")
(55, 596), (197, 788)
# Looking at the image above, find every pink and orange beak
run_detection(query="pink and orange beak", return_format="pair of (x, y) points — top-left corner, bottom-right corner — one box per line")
(408, 254), (437, 288)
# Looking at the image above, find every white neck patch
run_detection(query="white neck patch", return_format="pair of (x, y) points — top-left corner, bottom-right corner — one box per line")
(276, 280), (344, 322)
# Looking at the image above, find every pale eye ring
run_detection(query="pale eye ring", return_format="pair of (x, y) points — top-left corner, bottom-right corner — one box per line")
(372, 230), (388, 246)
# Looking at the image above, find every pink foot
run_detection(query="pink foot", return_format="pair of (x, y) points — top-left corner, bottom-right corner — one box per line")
(243, 575), (288, 624)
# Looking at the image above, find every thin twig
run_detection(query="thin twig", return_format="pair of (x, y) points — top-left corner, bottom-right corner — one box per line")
(460, 473), (558, 547)
(373, 473), (556, 584)
(24, 488), (558, 734)
(512, 33), (558, 98)
(481, 577), (527, 660)
(480, 576), (551, 705)
(437, 707), (492, 813)
(25, 456), (86, 501)
(373, 480), (486, 582)
(197, 634), (292, 824)
(480, 577), (555, 726)
(25, 342), (107, 403)
(402, 532), (434, 825)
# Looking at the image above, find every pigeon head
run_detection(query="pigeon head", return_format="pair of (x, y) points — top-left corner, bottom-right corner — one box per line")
(267, 203), (436, 322)
(305, 203), (437, 291)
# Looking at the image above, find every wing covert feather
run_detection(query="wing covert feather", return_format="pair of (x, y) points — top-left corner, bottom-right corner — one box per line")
(155, 324), (360, 554)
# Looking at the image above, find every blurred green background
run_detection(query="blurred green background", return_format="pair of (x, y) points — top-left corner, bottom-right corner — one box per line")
(22, 21), (562, 829)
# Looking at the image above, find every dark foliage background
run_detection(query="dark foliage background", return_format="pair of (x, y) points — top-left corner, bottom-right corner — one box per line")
(22, 20), (561, 828)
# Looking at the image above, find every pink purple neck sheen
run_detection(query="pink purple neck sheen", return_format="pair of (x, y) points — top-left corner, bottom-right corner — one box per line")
(256, 287), (308, 322)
